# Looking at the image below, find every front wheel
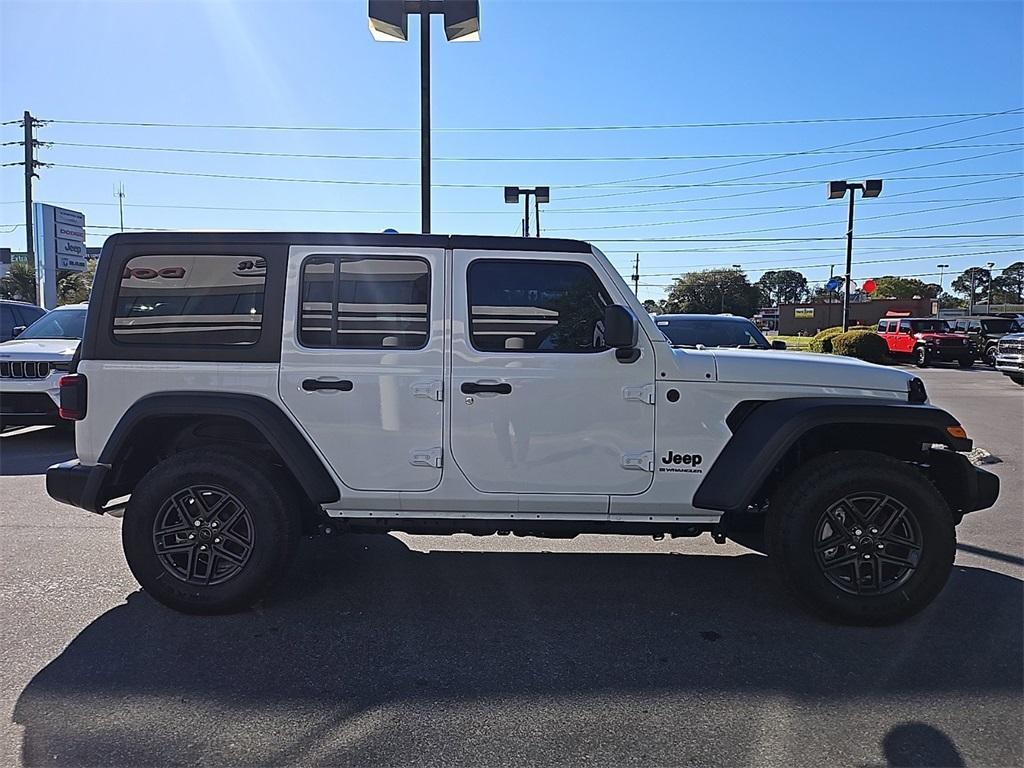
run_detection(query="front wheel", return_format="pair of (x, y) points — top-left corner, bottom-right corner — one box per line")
(766, 451), (955, 625)
(122, 448), (299, 614)
(914, 346), (929, 368)
(984, 346), (998, 367)
(957, 356), (974, 369)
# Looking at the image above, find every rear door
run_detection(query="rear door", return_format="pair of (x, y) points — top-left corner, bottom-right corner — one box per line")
(278, 245), (444, 492)
(448, 250), (656, 496)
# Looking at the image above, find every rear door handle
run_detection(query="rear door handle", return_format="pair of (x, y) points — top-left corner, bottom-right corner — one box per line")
(302, 378), (353, 392)
(461, 381), (512, 395)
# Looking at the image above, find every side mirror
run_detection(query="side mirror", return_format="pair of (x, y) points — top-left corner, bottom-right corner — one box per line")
(11, 325), (25, 338)
(603, 305), (640, 363)
(771, 339), (787, 350)
(603, 305), (638, 348)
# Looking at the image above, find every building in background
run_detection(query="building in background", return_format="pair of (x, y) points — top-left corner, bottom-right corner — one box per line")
(777, 297), (938, 335)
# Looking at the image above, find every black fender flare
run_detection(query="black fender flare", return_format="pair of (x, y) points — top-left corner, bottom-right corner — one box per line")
(98, 392), (340, 504)
(692, 397), (972, 514)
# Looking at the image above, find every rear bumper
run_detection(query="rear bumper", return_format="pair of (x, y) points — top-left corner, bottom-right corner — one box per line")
(46, 459), (109, 514)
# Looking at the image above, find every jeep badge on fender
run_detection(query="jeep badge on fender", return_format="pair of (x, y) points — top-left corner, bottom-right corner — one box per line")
(45, 231), (999, 625)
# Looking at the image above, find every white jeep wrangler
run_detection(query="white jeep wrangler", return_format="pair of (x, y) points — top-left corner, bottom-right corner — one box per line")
(47, 233), (999, 624)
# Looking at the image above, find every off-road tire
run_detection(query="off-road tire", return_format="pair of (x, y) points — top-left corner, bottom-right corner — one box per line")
(765, 450), (956, 625)
(122, 448), (299, 614)
(957, 357), (974, 369)
(984, 346), (998, 367)
(914, 346), (929, 368)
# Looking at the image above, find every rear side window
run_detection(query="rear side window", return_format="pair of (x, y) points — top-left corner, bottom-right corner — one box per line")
(876, 321), (887, 333)
(468, 259), (612, 353)
(299, 255), (429, 349)
(114, 255), (266, 345)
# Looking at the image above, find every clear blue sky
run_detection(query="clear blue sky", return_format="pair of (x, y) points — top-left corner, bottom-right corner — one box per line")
(2, 0), (1021, 301)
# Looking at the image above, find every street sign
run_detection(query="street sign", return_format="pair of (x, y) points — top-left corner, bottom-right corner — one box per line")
(32, 203), (88, 309)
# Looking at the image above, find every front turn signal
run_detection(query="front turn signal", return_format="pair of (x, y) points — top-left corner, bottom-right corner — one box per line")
(946, 425), (968, 440)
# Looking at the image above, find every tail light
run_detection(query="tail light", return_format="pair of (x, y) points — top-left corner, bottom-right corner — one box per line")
(59, 374), (88, 420)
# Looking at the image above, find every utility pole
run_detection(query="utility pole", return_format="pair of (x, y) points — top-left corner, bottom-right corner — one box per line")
(115, 183), (126, 231)
(985, 261), (996, 312)
(631, 253), (640, 296)
(23, 111), (37, 290)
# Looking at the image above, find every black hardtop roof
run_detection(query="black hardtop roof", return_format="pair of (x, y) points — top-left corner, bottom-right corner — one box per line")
(101, 231), (593, 254)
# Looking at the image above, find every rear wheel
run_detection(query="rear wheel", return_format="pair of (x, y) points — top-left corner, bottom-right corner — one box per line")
(957, 356), (974, 369)
(914, 346), (929, 368)
(122, 448), (299, 614)
(766, 451), (955, 625)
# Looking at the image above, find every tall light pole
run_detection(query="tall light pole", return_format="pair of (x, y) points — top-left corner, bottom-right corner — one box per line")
(369, 0), (480, 234)
(828, 179), (882, 331)
(720, 264), (742, 313)
(937, 263), (949, 293)
(504, 186), (549, 236)
(985, 261), (996, 312)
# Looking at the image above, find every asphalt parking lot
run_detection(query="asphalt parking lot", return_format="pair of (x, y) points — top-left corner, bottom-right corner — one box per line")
(1, 366), (1021, 767)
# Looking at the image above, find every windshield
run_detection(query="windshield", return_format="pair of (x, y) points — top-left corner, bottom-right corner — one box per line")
(657, 317), (769, 349)
(17, 308), (87, 340)
(981, 318), (1020, 333)
(910, 320), (951, 333)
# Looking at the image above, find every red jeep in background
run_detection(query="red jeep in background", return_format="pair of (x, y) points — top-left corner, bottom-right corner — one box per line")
(877, 317), (975, 368)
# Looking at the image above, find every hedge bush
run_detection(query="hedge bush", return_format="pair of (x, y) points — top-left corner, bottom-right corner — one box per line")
(831, 330), (889, 363)
(808, 327), (846, 353)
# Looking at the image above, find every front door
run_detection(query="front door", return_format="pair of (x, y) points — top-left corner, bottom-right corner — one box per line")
(279, 245), (444, 492)
(448, 251), (656, 495)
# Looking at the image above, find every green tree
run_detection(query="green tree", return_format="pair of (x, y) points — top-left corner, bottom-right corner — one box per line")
(870, 275), (940, 299)
(991, 261), (1024, 304)
(642, 299), (665, 314)
(662, 268), (761, 317)
(0, 260), (95, 305)
(756, 269), (808, 305)
(951, 266), (992, 307)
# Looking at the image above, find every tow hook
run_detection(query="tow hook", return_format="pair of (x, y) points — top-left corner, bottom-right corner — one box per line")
(711, 528), (728, 544)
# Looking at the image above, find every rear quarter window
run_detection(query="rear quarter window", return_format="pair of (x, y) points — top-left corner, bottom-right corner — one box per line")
(113, 254), (266, 345)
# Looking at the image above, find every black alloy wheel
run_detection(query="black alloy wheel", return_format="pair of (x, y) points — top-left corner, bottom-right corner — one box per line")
(813, 493), (922, 596)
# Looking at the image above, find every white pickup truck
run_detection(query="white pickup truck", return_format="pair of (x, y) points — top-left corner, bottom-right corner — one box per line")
(46, 233), (998, 623)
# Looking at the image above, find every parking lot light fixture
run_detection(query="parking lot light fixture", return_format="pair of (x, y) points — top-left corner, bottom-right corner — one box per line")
(368, 0), (481, 234)
(827, 179), (883, 331)
(504, 186), (550, 236)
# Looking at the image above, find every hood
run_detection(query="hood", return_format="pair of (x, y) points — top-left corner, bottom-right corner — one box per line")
(0, 338), (79, 359)
(703, 347), (914, 393)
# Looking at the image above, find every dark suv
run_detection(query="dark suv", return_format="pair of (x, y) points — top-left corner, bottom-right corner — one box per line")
(0, 299), (46, 343)
(950, 316), (1023, 367)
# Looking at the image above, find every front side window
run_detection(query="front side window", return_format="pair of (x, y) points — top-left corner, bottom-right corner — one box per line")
(468, 260), (612, 353)
(299, 255), (429, 349)
(898, 320), (912, 333)
(114, 254), (265, 345)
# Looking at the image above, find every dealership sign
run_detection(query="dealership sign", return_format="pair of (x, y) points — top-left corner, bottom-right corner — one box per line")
(34, 204), (87, 272)
(32, 203), (87, 308)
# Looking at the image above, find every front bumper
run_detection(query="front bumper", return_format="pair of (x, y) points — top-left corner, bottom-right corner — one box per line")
(994, 353), (1023, 375)
(46, 459), (110, 514)
(923, 345), (972, 361)
(0, 376), (62, 425)
(926, 448), (1000, 518)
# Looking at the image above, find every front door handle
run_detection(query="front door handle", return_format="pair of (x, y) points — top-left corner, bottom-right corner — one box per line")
(461, 381), (512, 395)
(302, 378), (353, 392)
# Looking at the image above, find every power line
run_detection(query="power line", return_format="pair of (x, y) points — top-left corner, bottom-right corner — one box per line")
(30, 138), (1024, 163)
(42, 161), (1024, 190)
(558, 113), (1024, 194)
(545, 198), (1014, 234)
(36, 108), (1023, 132)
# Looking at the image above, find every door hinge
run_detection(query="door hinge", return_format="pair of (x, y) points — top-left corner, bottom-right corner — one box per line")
(409, 446), (443, 469)
(411, 380), (443, 401)
(622, 384), (655, 404)
(621, 450), (654, 472)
